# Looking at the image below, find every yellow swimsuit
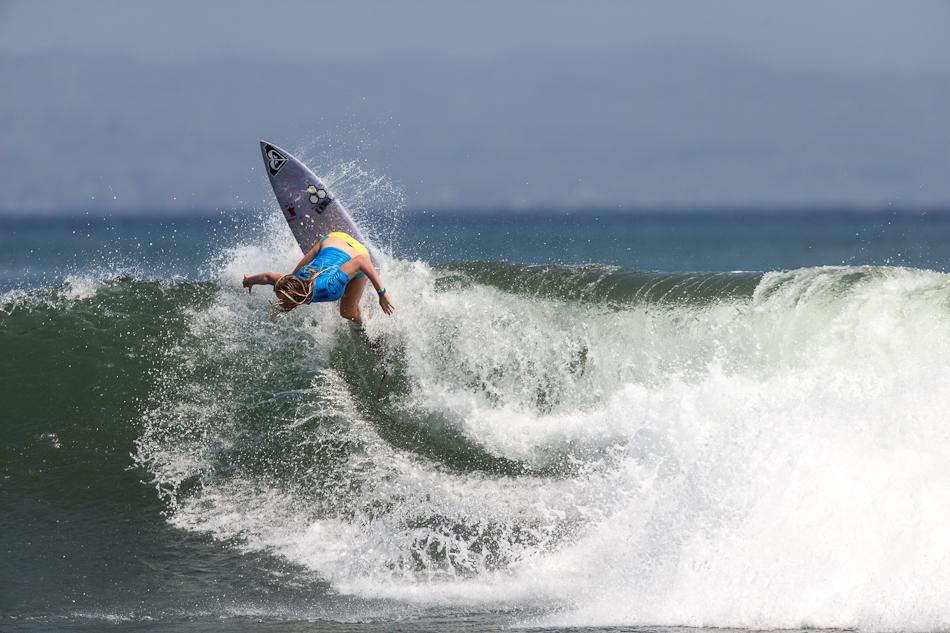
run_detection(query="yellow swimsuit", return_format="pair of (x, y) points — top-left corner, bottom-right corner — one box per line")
(323, 231), (369, 256)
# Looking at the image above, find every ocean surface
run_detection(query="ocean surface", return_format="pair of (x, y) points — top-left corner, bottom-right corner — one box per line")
(4, 205), (950, 632)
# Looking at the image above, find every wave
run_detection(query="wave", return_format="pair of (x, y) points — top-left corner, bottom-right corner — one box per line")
(433, 261), (762, 307)
(8, 234), (950, 629)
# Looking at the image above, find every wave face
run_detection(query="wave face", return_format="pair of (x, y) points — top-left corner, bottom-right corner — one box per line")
(9, 223), (950, 629)
(117, 219), (950, 631)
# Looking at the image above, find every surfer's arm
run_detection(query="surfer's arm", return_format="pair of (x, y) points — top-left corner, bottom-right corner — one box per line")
(292, 241), (323, 275)
(356, 256), (395, 315)
(242, 272), (281, 292)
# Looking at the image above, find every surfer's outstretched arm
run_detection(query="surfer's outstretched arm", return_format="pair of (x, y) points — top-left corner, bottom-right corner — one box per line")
(242, 271), (281, 292)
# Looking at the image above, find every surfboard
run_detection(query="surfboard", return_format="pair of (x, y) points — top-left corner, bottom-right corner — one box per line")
(259, 140), (372, 254)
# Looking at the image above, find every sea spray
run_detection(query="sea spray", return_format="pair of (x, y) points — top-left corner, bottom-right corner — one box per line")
(129, 237), (950, 630)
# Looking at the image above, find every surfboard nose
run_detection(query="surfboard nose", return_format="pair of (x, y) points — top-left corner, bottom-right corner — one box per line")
(260, 141), (290, 178)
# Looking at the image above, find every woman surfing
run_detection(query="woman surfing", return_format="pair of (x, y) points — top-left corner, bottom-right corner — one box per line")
(243, 230), (394, 325)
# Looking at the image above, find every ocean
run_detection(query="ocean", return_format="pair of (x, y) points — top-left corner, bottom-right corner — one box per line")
(4, 206), (950, 632)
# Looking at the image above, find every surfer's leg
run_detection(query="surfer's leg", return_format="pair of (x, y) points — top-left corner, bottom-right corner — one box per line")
(339, 275), (367, 326)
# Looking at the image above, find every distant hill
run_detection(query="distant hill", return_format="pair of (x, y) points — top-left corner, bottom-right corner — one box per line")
(2, 45), (948, 213)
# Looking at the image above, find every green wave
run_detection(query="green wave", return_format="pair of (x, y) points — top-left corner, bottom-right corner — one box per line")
(436, 262), (763, 306)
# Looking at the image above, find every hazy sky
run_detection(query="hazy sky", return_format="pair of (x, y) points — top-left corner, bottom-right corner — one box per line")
(2, 0), (950, 71)
(2, 1), (949, 213)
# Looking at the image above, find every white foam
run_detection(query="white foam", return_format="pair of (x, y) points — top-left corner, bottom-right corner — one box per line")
(137, 251), (950, 630)
(61, 274), (105, 301)
(0, 274), (105, 312)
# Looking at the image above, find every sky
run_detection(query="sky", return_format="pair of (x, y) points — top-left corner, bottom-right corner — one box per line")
(1, 1), (949, 213)
(3, 0), (949, 71)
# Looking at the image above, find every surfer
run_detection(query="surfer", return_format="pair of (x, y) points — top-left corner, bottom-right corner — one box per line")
(242, 231), (394, 325)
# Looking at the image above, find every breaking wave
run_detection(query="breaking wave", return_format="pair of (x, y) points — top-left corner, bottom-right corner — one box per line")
(117, 220), (950, 630)
(8, 217), (950, 629)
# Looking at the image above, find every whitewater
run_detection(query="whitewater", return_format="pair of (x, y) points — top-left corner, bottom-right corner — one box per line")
(80, 209), (950, 631)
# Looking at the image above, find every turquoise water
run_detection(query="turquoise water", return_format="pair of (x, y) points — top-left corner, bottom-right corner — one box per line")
(3, 209), (950, 632)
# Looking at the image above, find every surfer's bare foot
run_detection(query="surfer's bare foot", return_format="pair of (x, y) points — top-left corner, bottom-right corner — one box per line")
(243, 274), (252, 292)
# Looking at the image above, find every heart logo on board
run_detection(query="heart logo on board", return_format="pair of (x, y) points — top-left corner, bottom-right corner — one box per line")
(263, 144), (287, 176)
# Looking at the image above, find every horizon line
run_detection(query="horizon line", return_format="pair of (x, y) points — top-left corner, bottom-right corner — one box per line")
(3, 204), (950, 220)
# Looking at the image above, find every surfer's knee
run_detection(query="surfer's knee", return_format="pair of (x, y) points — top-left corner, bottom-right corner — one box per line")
(340, 303), (362, 324)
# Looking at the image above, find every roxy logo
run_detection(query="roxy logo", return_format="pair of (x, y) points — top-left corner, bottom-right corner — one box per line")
(264, 145), (287, 176)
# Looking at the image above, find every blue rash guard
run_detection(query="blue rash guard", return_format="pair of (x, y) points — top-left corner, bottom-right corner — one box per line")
(294, 232), (369, 303)
(294, 246), (354, 302)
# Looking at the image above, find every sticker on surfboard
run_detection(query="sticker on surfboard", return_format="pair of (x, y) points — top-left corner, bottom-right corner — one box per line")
(306, 184), (332, 212)
(263, 143), (288, 176)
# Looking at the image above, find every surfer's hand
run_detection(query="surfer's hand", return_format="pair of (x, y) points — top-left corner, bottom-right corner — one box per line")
(379, 294), (395, 315)
(243, 274), (252, 293)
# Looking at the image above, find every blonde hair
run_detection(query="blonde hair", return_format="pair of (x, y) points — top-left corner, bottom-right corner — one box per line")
(271, 274), (315, 316)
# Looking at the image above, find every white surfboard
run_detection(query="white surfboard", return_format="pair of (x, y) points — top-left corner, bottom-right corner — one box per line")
(259, 140), (372, 255)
